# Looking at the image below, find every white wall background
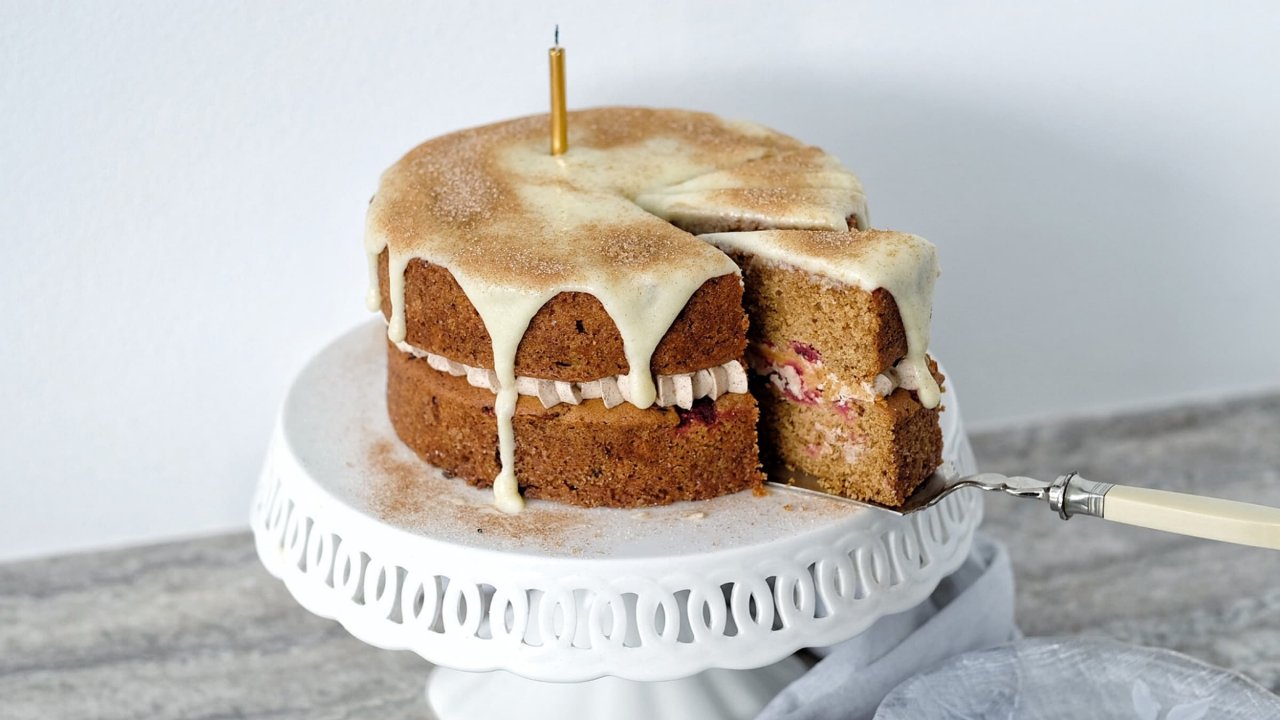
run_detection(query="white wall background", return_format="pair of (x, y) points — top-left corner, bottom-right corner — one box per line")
(3, 1), (1278, 561)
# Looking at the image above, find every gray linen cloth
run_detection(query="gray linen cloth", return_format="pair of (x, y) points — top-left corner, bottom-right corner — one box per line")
(756, 534), (1017, 720)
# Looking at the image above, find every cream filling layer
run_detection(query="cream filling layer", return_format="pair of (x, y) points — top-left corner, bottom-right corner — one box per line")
(394, 340), (748, 410)
(754, 357), (899, 406)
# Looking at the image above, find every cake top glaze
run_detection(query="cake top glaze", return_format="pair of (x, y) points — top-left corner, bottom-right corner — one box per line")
(366, 107), (865, 296)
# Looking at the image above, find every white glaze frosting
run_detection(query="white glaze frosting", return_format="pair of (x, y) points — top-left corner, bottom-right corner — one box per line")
(635, 147), (868, 231)
(364, 108), (934, 512)
(393, 340), (748, 410)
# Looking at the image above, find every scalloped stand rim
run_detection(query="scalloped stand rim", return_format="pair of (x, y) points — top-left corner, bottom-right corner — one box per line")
(250, 322), (982, 717)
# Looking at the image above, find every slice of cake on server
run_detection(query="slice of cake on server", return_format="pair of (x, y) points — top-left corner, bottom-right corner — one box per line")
(364, 107), (942, 511)
(703, 230), (942, 507)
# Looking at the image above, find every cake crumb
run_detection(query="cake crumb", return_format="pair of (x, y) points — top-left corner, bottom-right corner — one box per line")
(783, 504), (794, 512)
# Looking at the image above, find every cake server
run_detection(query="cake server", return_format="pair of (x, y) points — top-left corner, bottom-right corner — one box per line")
(767, 463), (1280, 550)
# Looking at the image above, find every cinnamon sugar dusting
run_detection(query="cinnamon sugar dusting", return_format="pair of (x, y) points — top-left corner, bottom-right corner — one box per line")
(447, 498), (589, 551)
(686, 147), (858, 188)
(367, 439), (430, 520)
(366, 108), (863, 292)
(748, 229), (921, 261)
(569, 107), (800, 154)
(625, 146), (861, 196)
(366, 437), (588, 548)
(712, 187), (860, 221)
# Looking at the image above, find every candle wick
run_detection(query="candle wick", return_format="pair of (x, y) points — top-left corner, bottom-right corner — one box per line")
(554, 24), (559, 47)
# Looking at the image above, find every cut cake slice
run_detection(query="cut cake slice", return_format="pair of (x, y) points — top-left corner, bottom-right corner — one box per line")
(702, 229), (944, 506)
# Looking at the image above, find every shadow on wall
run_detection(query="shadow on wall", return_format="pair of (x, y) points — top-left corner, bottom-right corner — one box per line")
(597, 71), (1260, 425)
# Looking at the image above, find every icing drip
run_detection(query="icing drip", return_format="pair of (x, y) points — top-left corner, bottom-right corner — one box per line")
(394, 339), (748, 409)
(452, 281), (554, 514)
(702, 230), (942, 409)
(365, 253), (381, 311)
(382, 249), (413, 343)
(597, 276), (710, 410)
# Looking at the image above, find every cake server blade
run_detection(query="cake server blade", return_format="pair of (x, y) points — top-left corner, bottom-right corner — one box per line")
(765, 462), (1047, 516)
(766, 463), (1280, 549)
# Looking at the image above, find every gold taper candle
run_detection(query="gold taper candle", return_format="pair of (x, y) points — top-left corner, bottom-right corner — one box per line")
(549, 26), (568, 155)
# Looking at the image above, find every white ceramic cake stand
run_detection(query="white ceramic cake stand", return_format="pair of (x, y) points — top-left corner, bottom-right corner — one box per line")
(251, 322), (982, 720)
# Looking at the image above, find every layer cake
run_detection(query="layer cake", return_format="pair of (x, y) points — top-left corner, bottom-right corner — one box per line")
(363, 107), (942, 511)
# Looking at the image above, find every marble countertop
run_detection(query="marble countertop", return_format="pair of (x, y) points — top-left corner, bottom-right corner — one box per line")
(3, 393), (1278, 719)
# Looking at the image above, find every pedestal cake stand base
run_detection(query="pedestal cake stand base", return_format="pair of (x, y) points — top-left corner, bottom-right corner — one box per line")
(428, 656), (809, 720)
(252, 322), (981, 719)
